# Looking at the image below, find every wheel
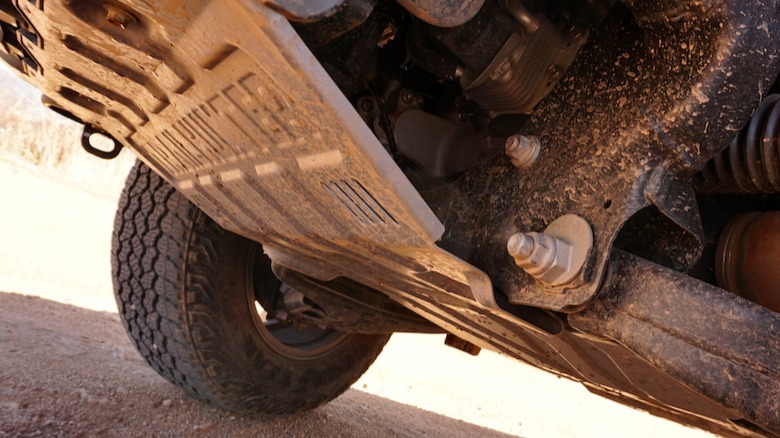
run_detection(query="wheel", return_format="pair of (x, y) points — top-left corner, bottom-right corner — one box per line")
(111, 161), (390, 416)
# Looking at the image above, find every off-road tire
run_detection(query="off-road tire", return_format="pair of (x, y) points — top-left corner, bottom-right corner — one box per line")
(111, 161), (390, 416)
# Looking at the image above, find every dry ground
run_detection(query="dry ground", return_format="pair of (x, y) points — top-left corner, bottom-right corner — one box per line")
(0, 158), (716, 437)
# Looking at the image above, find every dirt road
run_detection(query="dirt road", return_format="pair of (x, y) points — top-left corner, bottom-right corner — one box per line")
(0, 159), (712, 437)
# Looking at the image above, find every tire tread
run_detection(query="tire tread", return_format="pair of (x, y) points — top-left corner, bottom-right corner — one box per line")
(111, 162), (388, 416)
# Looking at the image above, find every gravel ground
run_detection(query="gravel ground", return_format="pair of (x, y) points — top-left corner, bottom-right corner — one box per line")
(0, 159), (714, 437)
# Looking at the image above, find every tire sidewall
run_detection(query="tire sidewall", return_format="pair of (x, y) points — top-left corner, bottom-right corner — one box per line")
(178, 209), (388, 414)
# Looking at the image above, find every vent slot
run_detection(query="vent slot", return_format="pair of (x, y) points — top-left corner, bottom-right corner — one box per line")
(323, 179), (398, 226)
(58, 86), (106, 115)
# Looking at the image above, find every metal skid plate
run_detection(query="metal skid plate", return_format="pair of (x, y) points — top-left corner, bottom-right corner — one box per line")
(128, 5), (443, 250)
(13, 0), (505, 323)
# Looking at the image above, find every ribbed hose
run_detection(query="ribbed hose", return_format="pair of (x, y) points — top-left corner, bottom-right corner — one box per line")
(695, 94), (780, 193)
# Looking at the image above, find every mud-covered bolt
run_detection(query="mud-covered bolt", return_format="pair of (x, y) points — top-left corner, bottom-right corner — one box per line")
(505, 134), (540, 169)
(105, 4), (135, 29)
(507, 214), (593, 286)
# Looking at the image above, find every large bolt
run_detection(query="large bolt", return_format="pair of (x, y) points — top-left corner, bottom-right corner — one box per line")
(507, 232), (572, 285)
(507, 214), (593, 287)
(505, 134), (540, 169)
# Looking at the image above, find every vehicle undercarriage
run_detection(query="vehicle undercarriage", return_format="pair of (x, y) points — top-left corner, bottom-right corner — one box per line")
(2, 0), (780, 435)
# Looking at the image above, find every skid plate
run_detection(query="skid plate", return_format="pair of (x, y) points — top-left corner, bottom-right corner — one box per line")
(13, 0), (504, 313)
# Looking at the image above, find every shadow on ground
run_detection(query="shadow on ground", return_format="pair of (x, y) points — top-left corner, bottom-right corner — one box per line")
(0, 292), (513, 437)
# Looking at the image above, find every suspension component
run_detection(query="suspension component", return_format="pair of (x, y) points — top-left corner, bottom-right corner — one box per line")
(696, 94), (780, 193)
(716, 211), (780, 313)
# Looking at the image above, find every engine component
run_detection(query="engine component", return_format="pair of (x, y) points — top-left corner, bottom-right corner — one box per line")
(292, 0), (377, 51)
(408, 1), (511, 81)
(409, 0), (586, 116)
(504, 134), (539, 168)
(507, 214), (593, 287)
(393, 109), (505, 177)
(460, 11), (586, 116)
(715, 212), (780, 313)
(696, 94), (780, 193)
(297, 0), (386, 97)
(385, 1), (612, 182)
(396, 0), (484, 27)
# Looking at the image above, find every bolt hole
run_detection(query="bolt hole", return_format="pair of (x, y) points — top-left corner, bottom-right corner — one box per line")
(107, 18), (126, 29)
(603, 199), (612, 209)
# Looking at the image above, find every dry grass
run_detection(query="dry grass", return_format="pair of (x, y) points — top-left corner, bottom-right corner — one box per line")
(0, 68), (135, 197)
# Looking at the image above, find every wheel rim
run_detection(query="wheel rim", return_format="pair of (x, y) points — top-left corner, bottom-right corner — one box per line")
(245, 245), (349, 360)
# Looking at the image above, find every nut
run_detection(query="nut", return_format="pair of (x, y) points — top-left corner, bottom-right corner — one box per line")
(505, 135), (540, 169)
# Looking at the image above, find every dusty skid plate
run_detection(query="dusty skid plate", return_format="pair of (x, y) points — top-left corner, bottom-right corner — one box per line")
(130, 2), (442, 249)
(15, 0), (494, 309)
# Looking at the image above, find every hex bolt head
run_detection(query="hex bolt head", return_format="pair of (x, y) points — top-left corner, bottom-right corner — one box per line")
(505, 134), (541, 169)
(507, 215), (593, 287)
